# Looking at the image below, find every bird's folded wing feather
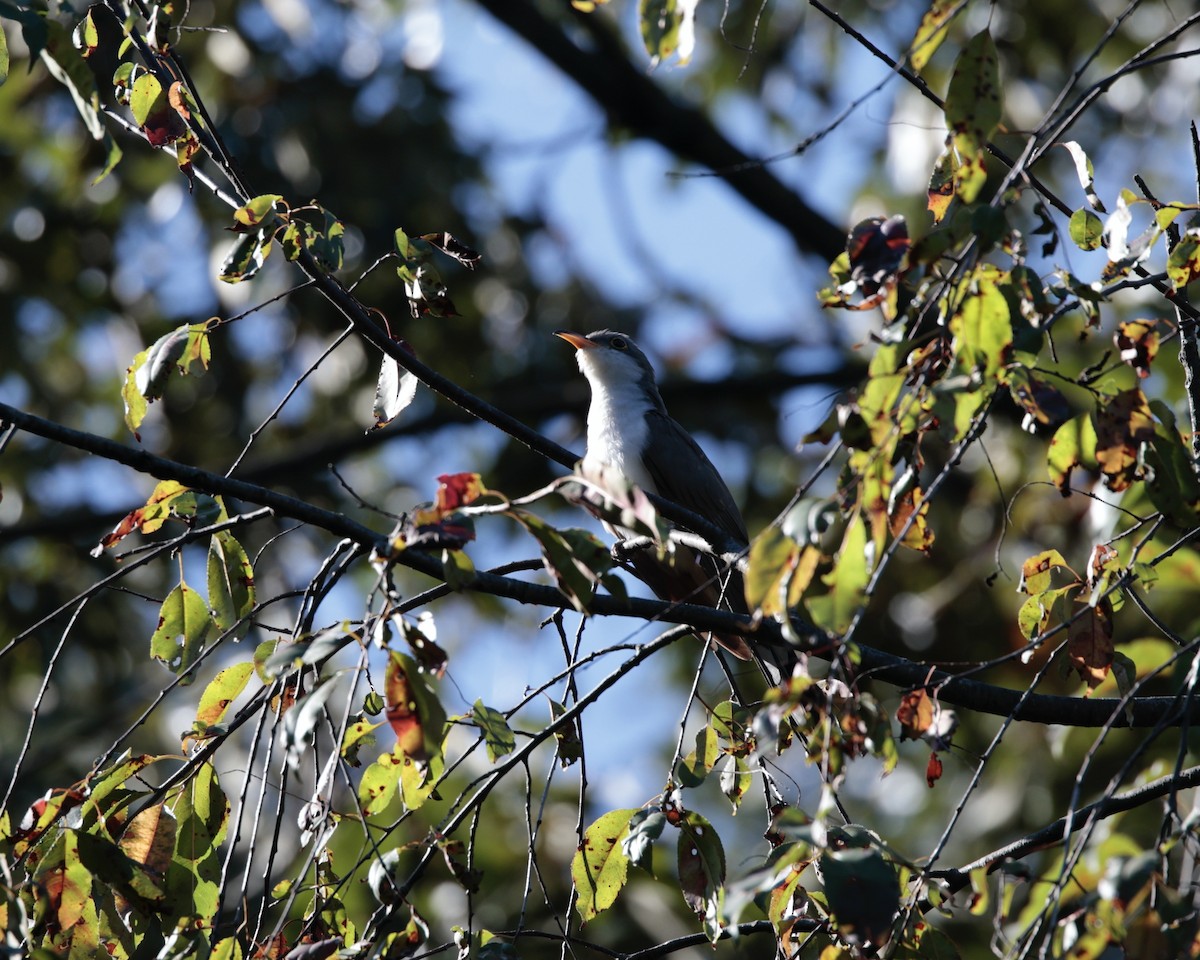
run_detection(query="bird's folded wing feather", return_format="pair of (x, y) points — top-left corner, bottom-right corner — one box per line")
(640, 410), (749, 546)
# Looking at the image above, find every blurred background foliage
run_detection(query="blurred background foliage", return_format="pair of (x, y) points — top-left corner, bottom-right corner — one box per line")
(3, 0), (1200, 956)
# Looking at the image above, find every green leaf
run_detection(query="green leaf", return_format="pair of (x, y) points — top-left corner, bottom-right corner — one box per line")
(472, 700), (516, 762)
(359, 748), (404, 816)
(1047, 413), (1097, 495)
(1142, 400), (1200, 525)
(718, 755), (752, 812)
(675, 723), (718, 787)
(219, 230), (272, 283)
(121, 348), (149, 435)
(909, 0), (957, 72)
(945, 30), (1001, 204)
(0, 20), (9, 86)
(1069, 208), (1104, 251)
(194, 662), (254, 731)
(950, 264), (1013, 377)
(621, 809), (665, 873)
(150, 580), (211, 678)
(173, 761), (228, 863)
(212, 938), (244, 960)
(743, 523), (801, 616)
(1018, 549), (1072, 595)
(806, 513), (869, 634)
(517, 513), (613, 612)
(572, 808), (638, 921)
(208, 531), (255, 639)
(1167, 228), (1200, 293)
(639, 0), (681, 63)
(36, 830), (95, 933)
(129, 72), (164, 127)
(677, 811), (725, 933)
(818, 830), (899, 948)
(232, 194), (283, 231)
(168, 762), (227, 926)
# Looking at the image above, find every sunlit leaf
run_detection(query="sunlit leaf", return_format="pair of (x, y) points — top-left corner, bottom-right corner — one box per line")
(1114, 319), (1158, 379)
(232, 194), (283, 231)
(150, 580), (211, 678)
(944, 30), (1001, 203)
(949, 264), (1012, 377)
(1047, 413), (1098, 495)
(208, 531), (255, 640)
(194, 662), (254, 731)
(219, 230), (272, 283)
(675, 723), (718, 787)
(572, 808), (638, 921)
(1167, 222), (1200, 293)
(806, 513), (869, 634)
(373, 351), (419, 429)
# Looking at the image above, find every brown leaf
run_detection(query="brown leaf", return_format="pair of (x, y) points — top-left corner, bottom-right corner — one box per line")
(1093, 388), (1155, 491)
(1114, 319), (1159, 380)
(1068, 597), (1115, 692)
(896, 689), (935, 741)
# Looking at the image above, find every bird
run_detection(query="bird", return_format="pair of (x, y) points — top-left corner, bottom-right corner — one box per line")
(554, 329), (756, 661)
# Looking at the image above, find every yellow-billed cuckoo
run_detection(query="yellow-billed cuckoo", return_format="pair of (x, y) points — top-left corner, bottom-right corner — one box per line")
(555, 329), (755, 660)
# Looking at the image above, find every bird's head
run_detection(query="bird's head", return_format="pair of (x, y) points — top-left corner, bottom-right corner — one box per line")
(553, 330), (663, 409)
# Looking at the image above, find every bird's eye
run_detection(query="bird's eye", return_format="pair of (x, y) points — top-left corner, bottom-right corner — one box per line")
(610, 337), (628, 350)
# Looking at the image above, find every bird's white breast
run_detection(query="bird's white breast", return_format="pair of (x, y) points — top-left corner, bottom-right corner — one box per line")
(577, 353), (657, 493)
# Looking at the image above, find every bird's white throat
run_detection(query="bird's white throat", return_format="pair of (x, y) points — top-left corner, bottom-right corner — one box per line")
(577, 353), (657, 493)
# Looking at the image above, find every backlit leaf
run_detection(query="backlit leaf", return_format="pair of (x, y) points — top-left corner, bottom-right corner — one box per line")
(208, 531), (255, 639)
(1067, 597), (1114, 691)
(1069, 208), (1104, 251)
(472, 700), (516, 762)
(385, 651), (446, 763)
(909, 0), (957, 72)
(677, 811), (725, 932)
(944, 30), (1001, 203)
(949, 264), (1012, 377)
(1047, 414), (1097, 495)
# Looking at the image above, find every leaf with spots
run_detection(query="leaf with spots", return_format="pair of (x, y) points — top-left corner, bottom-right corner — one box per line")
(194, 662), (254, 732)
(150, 580), (211, 679)
(1093, 388), (1154, 491)
(1114, 319), (1159, 379)
(572, 808), (638, 922)
(1047, 414), (1097, 495)
(944, 29), (1001, 204)
(909, 0), (958, 72)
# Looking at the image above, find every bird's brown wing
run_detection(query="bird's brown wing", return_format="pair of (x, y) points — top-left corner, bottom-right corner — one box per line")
(640, 410), (749, 545)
